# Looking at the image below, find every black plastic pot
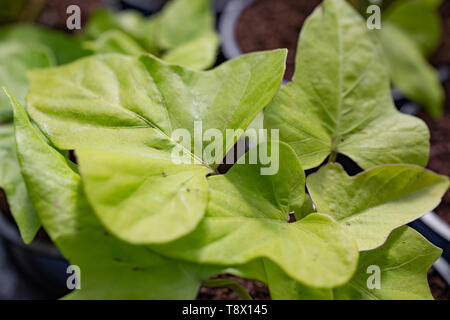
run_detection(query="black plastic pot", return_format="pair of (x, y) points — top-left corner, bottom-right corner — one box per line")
(0, 210), (70, 299)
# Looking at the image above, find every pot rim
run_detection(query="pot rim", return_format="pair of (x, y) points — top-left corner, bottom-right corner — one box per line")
(219, 0), (255, 60)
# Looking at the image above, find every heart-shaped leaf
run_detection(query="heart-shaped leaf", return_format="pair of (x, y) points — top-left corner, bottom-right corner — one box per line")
(264, 0), (430, 170)
(149, 142), (359, 288)
(266, 226), (441, 300)
(8, 88), (222, 299)
(307, 163), (449, 250)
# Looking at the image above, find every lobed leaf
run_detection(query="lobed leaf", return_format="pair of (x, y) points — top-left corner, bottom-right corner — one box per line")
(266, 226), (441, 300)
(150, 142), (359, 288)
(384, 0), (442, 55)
(264, 0), (430, 170)
(27, 51), (286, 167)
(7, 88), (222, 299)
(0, 24), (89, 65)
(83, 0), (219, 70)
(307, 163), (450, 250)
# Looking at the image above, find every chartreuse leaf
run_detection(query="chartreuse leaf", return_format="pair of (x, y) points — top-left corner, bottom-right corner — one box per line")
(27, 50), (286, 244)
(150, 142), (359, 288)
(265, 226), (441, 300)
(84, 0), (219, 70)
(384, 0), (442, 55)
(83, 9), (159, 55)
(264, 0), (430, 170)
(378, 23), (444, 118)
(307, 163), (450, 251)
(0, 24), (89, 65)
(27, 51), (286, 162)
(77, 147), (210, 244)
(0, 124), (40, 243)
(162, 32), (219, 71)
(0, 41), (54, 122)
(7, 88), (222, 299)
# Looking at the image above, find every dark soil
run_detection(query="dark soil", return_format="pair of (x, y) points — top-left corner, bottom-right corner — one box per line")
(197, 274), (270, 300)
(428, 267), (450, 300)
(236, 0), (322, 80)
(419, 80), (450, 225)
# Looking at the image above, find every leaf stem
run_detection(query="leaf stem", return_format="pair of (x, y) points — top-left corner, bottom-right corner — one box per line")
(202, 278), (253, 300)
(328, 151), (338, 163)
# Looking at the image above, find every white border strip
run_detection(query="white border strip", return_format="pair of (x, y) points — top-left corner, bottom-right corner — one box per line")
(420, 211), (450, 242)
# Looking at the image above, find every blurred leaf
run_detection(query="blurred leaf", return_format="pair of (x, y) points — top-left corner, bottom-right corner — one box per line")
(265, 0), (430, 170)
(0, 41), (54, 122)
(307, 163), (450, 250)
(0, 24), (89, 65)
(385, 0), (442, 55)
(379, 23), (444, 118)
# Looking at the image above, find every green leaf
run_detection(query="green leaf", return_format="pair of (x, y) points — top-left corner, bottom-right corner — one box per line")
(267, 226), (441, 300)
(155, 0), (215, 50)
(202, 278), (253, 300)
(0, 123), (40, 243)
(86, 30), (145, 56)
(77, 147), (210, 244)
(307, 163), (450, 250)
(379, 23), (444, 118)
(0, 41), (54, 122)
(151, 142), (359, 288)
(264, 0), (430, 170)
(0, 24), (89, 65)
(384, 0), (442, 55)
(7, 88), (222, 299)
(27, 50), (286, 244)
(83, 9), (158, 54)
(162, 31), (219, 70)
(333, 226), (441, 299)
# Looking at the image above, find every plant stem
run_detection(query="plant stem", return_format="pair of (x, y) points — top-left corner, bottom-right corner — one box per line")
(203, 278), (253, 300)
(328, 151), (338, 163)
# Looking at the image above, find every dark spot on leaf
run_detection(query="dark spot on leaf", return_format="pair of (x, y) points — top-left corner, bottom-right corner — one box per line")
(113, 257), (124, 263)
(132, 267), (145, 272)
(162, 172), (167, 177)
